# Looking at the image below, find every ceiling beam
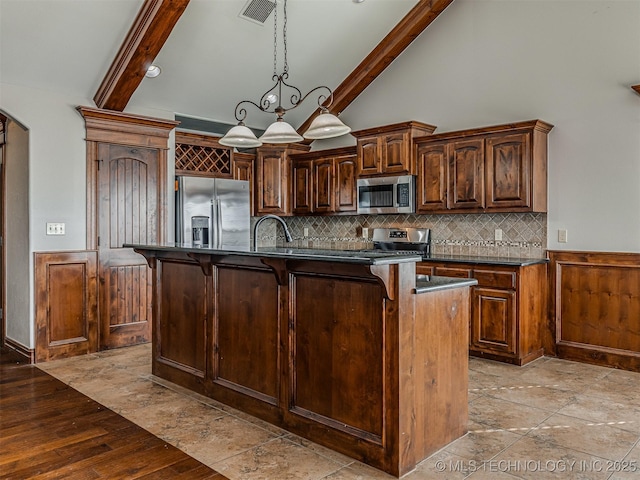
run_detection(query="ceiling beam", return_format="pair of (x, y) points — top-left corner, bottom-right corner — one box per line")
(94, 0), (190, 111)
(633, 85), (640, 95)
(297, 0), (455, 136)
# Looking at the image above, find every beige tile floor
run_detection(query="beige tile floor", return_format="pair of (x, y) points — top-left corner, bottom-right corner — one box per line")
(38, 345), (640, 480)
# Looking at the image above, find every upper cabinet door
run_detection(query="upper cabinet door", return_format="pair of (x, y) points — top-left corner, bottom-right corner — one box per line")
(381, 132), (410, 174)
(357, 136), (380, 176)
(448, 138), (485, 210)
(233, 153), (255, 216)
(415, 141), (448, 213)
(257, 148), (289, 215)
(485, 132), (531, 209)
(335, 154), (357, 213)
(313, 158), (335, 213)
(292, 159), (314, 214)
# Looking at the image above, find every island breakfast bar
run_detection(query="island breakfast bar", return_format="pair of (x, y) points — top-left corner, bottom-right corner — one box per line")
(129, 244), (476, 477)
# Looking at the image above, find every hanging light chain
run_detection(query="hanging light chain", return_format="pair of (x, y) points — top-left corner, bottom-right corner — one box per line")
(272, 0), (278, 77)
(283, 0), (289, 74)
(227, 0), (347, 137)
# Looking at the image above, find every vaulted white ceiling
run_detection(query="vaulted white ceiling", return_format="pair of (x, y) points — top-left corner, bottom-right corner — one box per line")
(1, 0), (420, 131)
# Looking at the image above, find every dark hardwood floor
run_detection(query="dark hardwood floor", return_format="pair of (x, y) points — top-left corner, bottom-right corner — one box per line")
(0, 348), (228, 479)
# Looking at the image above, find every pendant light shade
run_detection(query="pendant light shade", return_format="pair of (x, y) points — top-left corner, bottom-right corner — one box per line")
(219, 124), (262, 148)
(259, 119), (303, 144)
(303, 112), (351, 140)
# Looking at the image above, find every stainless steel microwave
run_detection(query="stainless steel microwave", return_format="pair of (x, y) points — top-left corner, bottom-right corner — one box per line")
(357, 175), (416, 214)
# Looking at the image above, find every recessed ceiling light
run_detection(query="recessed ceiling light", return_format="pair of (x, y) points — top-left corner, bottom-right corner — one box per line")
(145, 65), (161, 78)
(353, 0), (365, 3)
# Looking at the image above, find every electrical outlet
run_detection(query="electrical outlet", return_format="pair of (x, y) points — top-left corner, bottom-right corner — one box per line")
(362, 227), (369, 238)
(46, 222), (65, 235)
(303, 227), (309, 237)
(494, 229), (503, 241)
(558, 229), (568, 243)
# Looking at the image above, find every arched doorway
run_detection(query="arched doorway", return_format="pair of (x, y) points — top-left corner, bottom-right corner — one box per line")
(0, 110), (31, 361)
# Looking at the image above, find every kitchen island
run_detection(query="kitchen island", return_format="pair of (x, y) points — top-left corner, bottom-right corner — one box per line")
(129, 244), (476, 477)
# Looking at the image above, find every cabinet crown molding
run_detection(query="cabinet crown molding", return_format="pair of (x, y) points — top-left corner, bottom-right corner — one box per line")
(414, 119), (553, 144)
(351, 121), (437, 138)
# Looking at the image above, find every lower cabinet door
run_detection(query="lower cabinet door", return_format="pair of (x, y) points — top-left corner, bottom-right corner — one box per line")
(471, 287), (517, 355)
(214, 265), (280, 405)
(290, 273), (385, 443)
(155, 259), (208, 393)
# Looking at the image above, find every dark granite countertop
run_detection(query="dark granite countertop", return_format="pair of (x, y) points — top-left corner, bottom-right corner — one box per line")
(422, 254), (549, 266)
(414, 274), (478, 294)
(126, 243), (423, 266)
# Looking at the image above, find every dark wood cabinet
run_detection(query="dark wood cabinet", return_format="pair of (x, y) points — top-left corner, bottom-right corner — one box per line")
(472, 286), (517, 355)
(415, 141), (448, 212)
(232, 152), (254, 182)
(414, 120), (552, 214)
(419, 260), (547, 365)
(256, 144), (310, 216)
(485, 131), (533, 209)
(214, 264), (280, 405)
(290, 147), (357, 215)
(334, 154), (357, 212)
(414, 138), (485, 212)
(352, 121), (436, 177)
(449, 138), (485, 210)
(232, 152), (255, 215)
(153, 257), (209, 394)
(292, 158), (314, 214)
(357, 136), (380, 176)
(313, 157), (334, 213)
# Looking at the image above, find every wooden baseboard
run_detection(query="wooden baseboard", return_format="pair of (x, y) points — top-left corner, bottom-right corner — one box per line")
(556, 342), (640, 373)
(3, 337), (34, 364)
(470, 347), (544, 366)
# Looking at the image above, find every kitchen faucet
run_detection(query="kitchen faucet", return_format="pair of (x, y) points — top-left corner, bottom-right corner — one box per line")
(253, 214), (293, 250)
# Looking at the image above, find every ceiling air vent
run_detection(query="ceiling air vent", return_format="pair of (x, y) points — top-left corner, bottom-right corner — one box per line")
(239, 0), (276, 25)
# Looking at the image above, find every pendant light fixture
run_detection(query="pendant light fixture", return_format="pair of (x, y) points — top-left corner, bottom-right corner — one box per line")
(219, 0), (350, 148)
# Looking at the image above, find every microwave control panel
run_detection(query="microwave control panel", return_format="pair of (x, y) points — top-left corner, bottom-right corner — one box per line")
(397, 183), (410, 207)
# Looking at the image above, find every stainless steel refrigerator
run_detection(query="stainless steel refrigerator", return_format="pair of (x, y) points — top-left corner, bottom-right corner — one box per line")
(175, 176), (250, 249)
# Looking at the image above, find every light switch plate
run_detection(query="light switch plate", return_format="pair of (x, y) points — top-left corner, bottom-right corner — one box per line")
(494, 229), (503, 241)
(558, 229), (568, 243)
(46, 222), (65, 235)
(362, 227), (369, 238)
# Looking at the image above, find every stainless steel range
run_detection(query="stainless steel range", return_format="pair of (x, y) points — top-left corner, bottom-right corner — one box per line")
(370, 227), (431, 257)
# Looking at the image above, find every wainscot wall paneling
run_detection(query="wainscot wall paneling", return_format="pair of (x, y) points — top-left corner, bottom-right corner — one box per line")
(548, 250), (640, 372)
(35, 251), (99, 362)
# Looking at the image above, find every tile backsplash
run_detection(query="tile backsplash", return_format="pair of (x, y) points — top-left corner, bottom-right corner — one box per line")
(252, 212), (547, 258)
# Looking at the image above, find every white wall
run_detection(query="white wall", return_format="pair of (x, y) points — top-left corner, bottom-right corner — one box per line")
(339, 0), (640, 253)
(4, 119), (31, 346)
(1, 84), (90, 252)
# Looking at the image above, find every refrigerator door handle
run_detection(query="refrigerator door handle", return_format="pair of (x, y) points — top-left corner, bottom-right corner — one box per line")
(215, 200), (223, 249)
(209, 199), (219, 248)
